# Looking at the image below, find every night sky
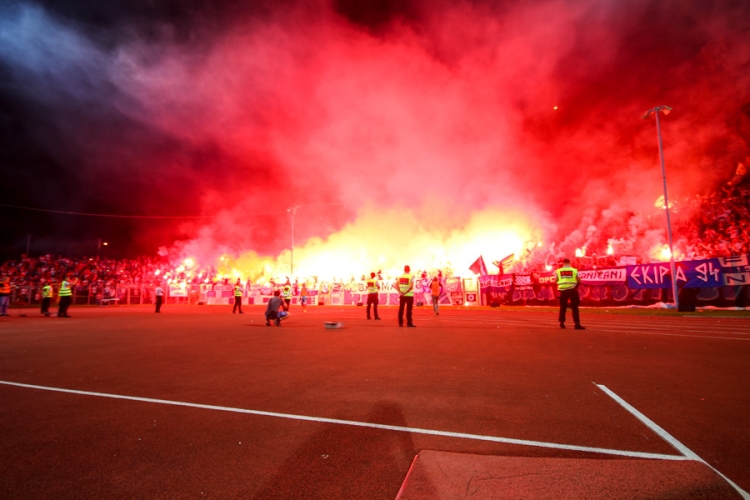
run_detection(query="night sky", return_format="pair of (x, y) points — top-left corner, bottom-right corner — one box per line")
(1, 0), (749, 268)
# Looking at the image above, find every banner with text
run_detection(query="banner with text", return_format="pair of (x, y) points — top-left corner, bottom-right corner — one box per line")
(626, 259), (723, 289)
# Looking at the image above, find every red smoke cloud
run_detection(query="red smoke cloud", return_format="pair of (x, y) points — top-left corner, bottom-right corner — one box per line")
(2, 0), (748, 273)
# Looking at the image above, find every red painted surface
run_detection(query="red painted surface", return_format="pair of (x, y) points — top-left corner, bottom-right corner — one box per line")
(0, 306), (748, 498)
(399, 451), (741, 499)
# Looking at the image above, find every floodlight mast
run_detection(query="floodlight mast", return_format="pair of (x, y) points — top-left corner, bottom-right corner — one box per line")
(643, 105), (679, 310)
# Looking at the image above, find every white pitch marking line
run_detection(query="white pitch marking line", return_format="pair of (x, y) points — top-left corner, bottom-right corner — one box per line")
(0, 379), (684, 461)
(595, 383), (750, 500)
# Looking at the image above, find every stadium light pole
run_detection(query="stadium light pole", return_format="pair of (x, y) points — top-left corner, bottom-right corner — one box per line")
(287, 205), (300, 276)
(643, 105), (679, 311)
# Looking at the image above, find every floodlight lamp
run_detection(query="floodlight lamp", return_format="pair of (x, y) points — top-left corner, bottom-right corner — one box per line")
(643, 105), (673, 119)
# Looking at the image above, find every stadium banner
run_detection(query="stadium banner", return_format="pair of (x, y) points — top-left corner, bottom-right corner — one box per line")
(169, 284), (188, 297)
(579, 268), (626, 285)
(537, 272), (557, 285)
(718, 255), (749, 268)
(478, 275), (513, 293)
(718, 254), (750, 286)
(626, 258), (722, 289)
(513, 273), (533, 291)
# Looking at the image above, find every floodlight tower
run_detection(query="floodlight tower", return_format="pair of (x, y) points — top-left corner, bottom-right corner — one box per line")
(643, 105), (679, 310)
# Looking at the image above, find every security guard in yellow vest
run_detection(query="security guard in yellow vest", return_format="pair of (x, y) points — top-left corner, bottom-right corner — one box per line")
(366, 272), (381, 320)
(281, 283), (292, 311)
(232, 284), (244, 314)
(396, 265), (416, 327)
(57, 276), (74, 318)
(555, 258), (585, 330)
(41, 281), (53, 316)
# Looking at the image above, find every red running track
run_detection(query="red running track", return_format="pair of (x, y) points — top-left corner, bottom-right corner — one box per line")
(0, 305), (748, 499)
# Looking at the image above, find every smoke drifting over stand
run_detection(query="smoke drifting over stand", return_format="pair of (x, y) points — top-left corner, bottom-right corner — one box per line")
(1, 0), (748, 276)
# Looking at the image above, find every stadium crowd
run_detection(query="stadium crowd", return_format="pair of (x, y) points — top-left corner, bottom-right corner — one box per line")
(496, 181), (750, 274)
(0, 255), (224, 290)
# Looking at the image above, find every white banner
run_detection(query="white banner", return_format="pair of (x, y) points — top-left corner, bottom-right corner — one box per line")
(579, 268), (627, 285)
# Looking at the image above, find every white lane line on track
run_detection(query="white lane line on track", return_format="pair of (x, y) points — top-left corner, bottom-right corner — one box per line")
(0, 379), (685, 461)
(432, 316), (750, 330)
(431, 319), (750, 339)
(595, 383), (750, 500)
(596, 330), (750, 341)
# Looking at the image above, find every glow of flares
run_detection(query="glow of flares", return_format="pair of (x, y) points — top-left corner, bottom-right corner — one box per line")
(170, 208), (542, 284)
(649, 244), (682, 262)
(654, 196), (675, 210)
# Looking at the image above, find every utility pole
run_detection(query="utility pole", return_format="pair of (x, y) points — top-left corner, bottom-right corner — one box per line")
(287, 205), (300, 276)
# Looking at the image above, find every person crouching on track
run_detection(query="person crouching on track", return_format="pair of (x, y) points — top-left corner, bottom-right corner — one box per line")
(265, 290), (288, 326)
(555, 258), (585, 330)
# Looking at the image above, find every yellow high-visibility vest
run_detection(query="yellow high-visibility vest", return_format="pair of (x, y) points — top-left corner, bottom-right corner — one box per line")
(42, 285), (52, 298)
(556, 267), (578, 291)
(234, 286), (242, 297)
(58, 281), (72, 297)
(398, 274), (414, 297)
(366, 278), (378, 294)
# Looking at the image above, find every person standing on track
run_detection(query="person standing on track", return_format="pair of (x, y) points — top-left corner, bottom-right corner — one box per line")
(430, 275), (443, 316)
(56, 276), (74, 318)
(155, 283), (164, 313)
(300, 283), (309, 312)
(396, 265), (416, 327)
(366, 272), (381, 320)
(0, 276), (11, 317)
(281, 281), (292, 311)
(233, 283), (244, 314)
(555, 258), (585, 330)
(40, 281), (53, 316)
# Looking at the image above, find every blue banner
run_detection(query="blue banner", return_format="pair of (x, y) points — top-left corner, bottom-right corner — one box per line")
(626, 258), (722, 289)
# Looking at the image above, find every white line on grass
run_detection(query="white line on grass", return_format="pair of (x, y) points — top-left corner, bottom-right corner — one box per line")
(595, 383), (750, 499)
(0, 379), (685, 461)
